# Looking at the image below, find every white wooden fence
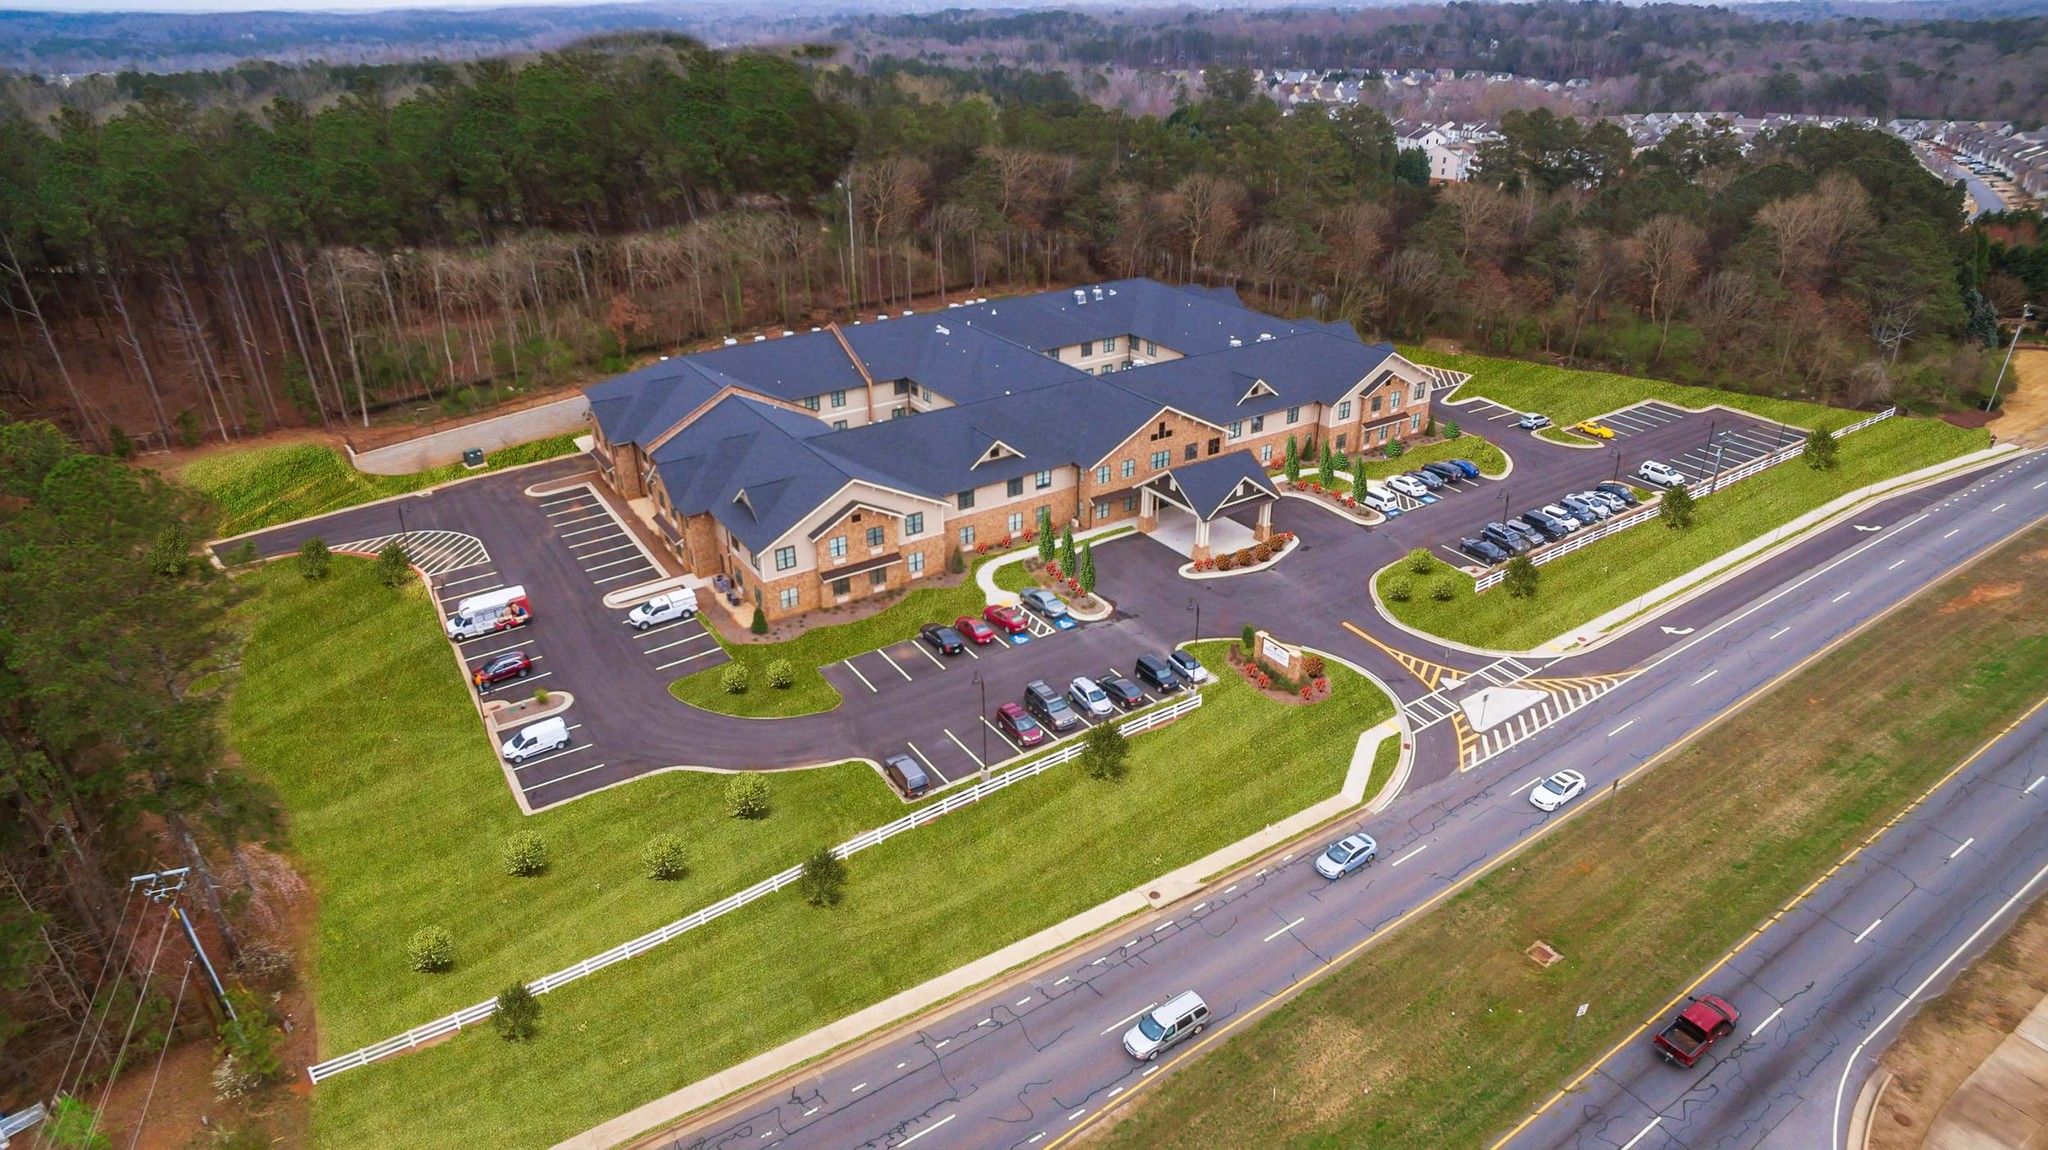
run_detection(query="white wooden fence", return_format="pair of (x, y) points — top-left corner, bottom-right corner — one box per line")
(0, 1104), (46, 1145)
(1473, 407), (1896, 592)
(305, 692), (1204, 1084)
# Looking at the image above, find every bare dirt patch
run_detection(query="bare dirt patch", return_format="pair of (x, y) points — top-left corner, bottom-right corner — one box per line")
(1988, 346), (2048, 448)
(1937, 581), (2024, 613)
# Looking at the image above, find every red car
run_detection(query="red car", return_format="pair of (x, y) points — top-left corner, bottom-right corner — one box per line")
(472, 650), (533, 691)
(983, 603), (1029, 634)
(954, 615), (999, 645)
(995, 702), (1046, 747)
(1654, 995), (1739, 1067)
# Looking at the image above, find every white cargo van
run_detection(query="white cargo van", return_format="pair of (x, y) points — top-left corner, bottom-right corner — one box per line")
(626, 589), (698, 630)
(500, 717), (568, 764)
(446, 585), (531, 640)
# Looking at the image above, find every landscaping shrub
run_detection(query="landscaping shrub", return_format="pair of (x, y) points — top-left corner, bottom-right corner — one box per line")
(1058, 525), (1076, 572)
(749, 606), (767, 634)
(1037, 507), (1056, 563)
(494, 983), (540, 1041)
(533, 687), (550, 705)
(720, 663), (750, 694)
(1242, 624), (1257, 650)
(1283, 435), (1301, 483)
(641, 834), (689, 880)
(375, 541), (411, 587)
(766, 659), (795, 689)
(296, 537), (330, 581)
(798, 847), (847, 907)
(405, 925), (454, 973)
(947, 549), (965, 574)
(1077, 541), (1097, 594)
(1232, 547), (1255, 565)
(501, 831), (550, 877)
(1317, 446), (1337, 487)
(1444, 419), (1462, 439)
(1406, 547), (1435, 575)
(1215, 553), (1237, 571)
(1430, 577), (1459, 602)
(1503, 555), (1541, 599)
(1385, 577), (1414, 603)
(1804, 426), (1840, 470)
(1300, 654), (1326, 679)
(1081, 722), (1130, 781)
(725, 774), (770, 819)
(1661, 484), (1697, 530)
(1385, 439), (1406, 459)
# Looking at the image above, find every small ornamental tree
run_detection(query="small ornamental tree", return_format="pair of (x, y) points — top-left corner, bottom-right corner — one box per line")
(1661, 484), (1697, 530)
(1384, 439), (1406, 459)
(1350, 451), (1367, 492)
(1503, 555), (1540, 599)
(1283, 435), (1302, 482)
(1036, 506), (1056, 562)
(1317, 444), (1337, 487)
(376, 541), (411, 587)
(494, 983), (540, 1041)
(1425, 413), (1437, 437)
(1804, 426), (1839, 470)
(726, 773), (770, 819)
(405, 926), (454, 973)
(1444, 419), (1462, 439)
(1406, 547), (1435, 575)
(1080, 722), (1130, 781)
(749, 605), (767, 634)
(1241, 624), (1257, 651)
(766, 658), (795, 689)
(1077, 541), (1097, 594)
(642, 834), (688, 880)
(296, 537), (330, 581)
(799, 847), (847, 907)
(1058, 524), (1076, 572)
(502, 831), (549, 876)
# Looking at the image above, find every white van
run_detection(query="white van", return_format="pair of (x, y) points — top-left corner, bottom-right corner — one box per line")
(1122, 990), (1210, 1060)
(626, 589), (698, 630)
(501, 717), (569, 764)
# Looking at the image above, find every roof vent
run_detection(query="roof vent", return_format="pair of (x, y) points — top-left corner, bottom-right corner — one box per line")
(1257, 332), (1274, 341)
(1229, 337), (1243, 347)
(782, 330), (794, 337)
(810, 326), (822, 332)
(902, 309), (913, 317)
(935, 324), (951, 336)
(753, 334), (767, 342)
(946, 301), (960, 308)
(723, 337), (738, 346)
(1107, 288), (1118, 296)
(1092, 286), (1104, 300)
(659, 355), (669, 361)
(1073, 289), (1087, 304)
(877, 314), (888, 321)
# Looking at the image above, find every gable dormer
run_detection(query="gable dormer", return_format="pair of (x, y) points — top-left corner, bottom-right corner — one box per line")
(972, 438), (1025, 468)
(1235, 375), (1279, 406)
(732, 488), (756, 519)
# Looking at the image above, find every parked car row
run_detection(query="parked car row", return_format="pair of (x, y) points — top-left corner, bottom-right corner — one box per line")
(1384, 457), (1484, 508)
(1455, 481), (1644, 566)
(919, 593), (1080, 656)
(994, 651), (1209, 750)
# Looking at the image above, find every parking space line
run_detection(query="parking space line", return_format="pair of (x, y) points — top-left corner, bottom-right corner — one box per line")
(629, 618), (697, 639)
(479, 670), (551, 694)
(573, 542), (637, 560)
(982, 715), (1022, 752)
(550, 511), (610, 528)
(440, 583), (504, 606)
(911, 641), (946, 670)
(441, 570), (501, 589)
(584, 555), (646, 573)
(654, 647), (722, 671)
(538, 494), (586, 509)
(544, 499), (598, 515)
(593, 568), (655, 585)
(524, 761), (610, 792)
(508, 743), (593, 771)
(567, 533), (628, 550)
(645, 631), (711, 655)
(467, 639), (535, 660)
(946, 728), (985, 768)
(560, 522), (621, 539)
(877, 648), (914, 682)
(907, 741), (941, 779)
(842, 659), (877, 694)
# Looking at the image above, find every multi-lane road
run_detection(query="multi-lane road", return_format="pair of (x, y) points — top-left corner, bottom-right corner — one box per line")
(648, 448), (2048, 1150)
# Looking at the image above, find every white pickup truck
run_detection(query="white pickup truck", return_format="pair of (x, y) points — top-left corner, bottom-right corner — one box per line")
(626, 589), (698, 630)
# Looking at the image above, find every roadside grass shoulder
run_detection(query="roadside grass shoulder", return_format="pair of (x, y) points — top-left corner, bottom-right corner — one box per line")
(309, 642), (1397, 1148)
(1376, 416), (1985, 650)
(1095, 520), (2048, 1150)
(227, 558), (901, 1053)
(186, 437), (580, 538)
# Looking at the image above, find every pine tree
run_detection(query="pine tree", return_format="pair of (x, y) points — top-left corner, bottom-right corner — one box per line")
(1318, 444), (1338, 487)
(1036, 505), (1055, 561)
(1077, 541), (1096, 594)
(1351, 451), (1368, 496)
(1059, 524), (1076, 572)
(1283, 434), (1301, 482)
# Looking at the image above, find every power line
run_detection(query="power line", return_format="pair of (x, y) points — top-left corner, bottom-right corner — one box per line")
(85, 908), (174, 1145)
(124, 962), (192, 1150)
(48, 882), (143, 1121)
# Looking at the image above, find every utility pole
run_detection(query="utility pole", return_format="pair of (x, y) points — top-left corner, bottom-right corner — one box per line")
(1985, 303), (2035, 413)
(129, 869), (235, 1022)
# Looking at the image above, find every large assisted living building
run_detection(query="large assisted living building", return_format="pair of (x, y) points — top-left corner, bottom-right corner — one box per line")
(586, 278), (1436, 623)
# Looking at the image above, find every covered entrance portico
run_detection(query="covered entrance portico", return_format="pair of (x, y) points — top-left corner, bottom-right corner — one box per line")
(1137, 450), (1280, 562)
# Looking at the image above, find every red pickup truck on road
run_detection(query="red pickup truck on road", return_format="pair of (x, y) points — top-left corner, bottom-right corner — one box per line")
(1654, 995), (1739, 1067)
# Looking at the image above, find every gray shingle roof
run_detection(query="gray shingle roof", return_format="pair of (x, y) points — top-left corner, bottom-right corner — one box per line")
(1115, 329), (1397, 426)
(1161, 450), (1279, 519)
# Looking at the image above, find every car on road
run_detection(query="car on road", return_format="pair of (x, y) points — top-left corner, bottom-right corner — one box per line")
(1516, 412), (1552, 430)
(1133, 653), (1184, 693)
(1573, 419), (1616, 439)
(1481, 522), (1533, 554)
(954, 616), (999, 645)
(1024, 679), (1081, 732)
(1169, 649), (1211, 684)
(1068, 676), (1115, 718)
(1595, 481), (1641, 506)
(500, 717), (568, 764)
(994, 702), (1046, 748)
(1362, 488), (1402, 516)
(1421, 461), (1465, 485)
(1102, 673), (1147, 711)
(1314, 833), (1379, 879)
(1387, 474), (1430, 500)
(1509, 515), (1564, 544)
(1018, 588), (1074, 627)
(983, 603), (1030, 634)
(883, 754), (930, 799)
(1459, 537), (1509, 565)
(1122, 990), (1210, 1061)
(1654, 995), (1740, 1067)
(1540, 503), (1584, 531)
(472, 650), (533, 690)
(1638, 460), (1689, 487)
(1448, 458), (1481, 479)
(918, 623), (966, 655)
(1408, 468), (1446, 491)
(626, 589), (698, 630)
(1529, 769), (1588, 812)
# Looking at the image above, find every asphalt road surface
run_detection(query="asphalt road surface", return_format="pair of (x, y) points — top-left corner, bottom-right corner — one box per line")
(646, 446), (2048, 1150)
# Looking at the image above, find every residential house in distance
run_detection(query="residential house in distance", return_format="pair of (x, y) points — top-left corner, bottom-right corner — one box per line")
(1394, 119), (1492, 182)
(585, 280), (1438, 625)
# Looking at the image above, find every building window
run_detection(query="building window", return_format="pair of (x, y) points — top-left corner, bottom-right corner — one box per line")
(829, 390), (846, 409)
(908, 551), (925, 576)
(1414, 383), (1427, 402)
(891, 408), (908, 420)
(869, 568), (888, 587)
(1149, 450), (1170, 471)
(1183, 444), (1198, 461)
(1228, 420), (1243, 440)
(1007, 476), (1024, 497)
(803, 395), (821, 411)
(1094, 500), (1109, 520)
(1124, 494), (1138, 512)
(957, 489), (976, 510)
(1390, 391), (1403, 410)
(1120, 459), (1135, 479)
(828, 536), (847, 560)
(1336, 433), (1347, 451)
(1338, 400), (1352, 420)
(1286, 406), (1300, 424)
(1095, 464), (1111, 485)
(866, 525), (885, 549)
(1260, 444), (1274, 464)
(1035, 469), (1052, 489)
(1045, 348), (1059, 359)
(1208, 437), (1221, 455)
(1082, 340), (1094, 356)
(831, 578), (851, 596)
(894, 380), (910, 394)
(831, 420), (847, 430)
(1371, 396), (1383, 414)
(1251, 415), (1265, 433)
(779, 587), (799, 610)
(774, 545), (796, 571)
(959, 525), (976, 547)
(1379, 426), (1390, 443)
(1145, 340), (1156, 356)
(1008, 512), (1025, 534)
(905, 512), (924, 537)
(1103, 336), (1118, 353)
(1411, 413), (1422, 432)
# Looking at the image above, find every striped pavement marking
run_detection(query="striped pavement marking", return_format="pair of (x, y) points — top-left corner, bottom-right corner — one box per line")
(340, 530), (490, 577)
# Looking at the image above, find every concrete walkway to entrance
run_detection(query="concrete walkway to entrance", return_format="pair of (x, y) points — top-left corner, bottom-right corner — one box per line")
(1920, 991), (2048, 1150)
(1150, 504), (1255, 558)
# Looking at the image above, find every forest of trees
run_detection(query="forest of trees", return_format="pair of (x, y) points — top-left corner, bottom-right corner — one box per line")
(0, 37), (2029, 457)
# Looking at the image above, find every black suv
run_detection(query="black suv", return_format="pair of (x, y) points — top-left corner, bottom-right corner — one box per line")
(1133, 654), (1183, 693)
(1023, 679), (1081, 731)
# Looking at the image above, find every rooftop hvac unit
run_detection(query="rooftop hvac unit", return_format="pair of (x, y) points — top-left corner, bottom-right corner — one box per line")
(753, 334), (767, 342)
(1092, 286), (1104, 300)
(902, 309), (913, 317)
(935, 324), (951, 335)
(1229, 337), (1243, 347)
(1257, 333), (1274, 341)
(723, 337), (738, 346)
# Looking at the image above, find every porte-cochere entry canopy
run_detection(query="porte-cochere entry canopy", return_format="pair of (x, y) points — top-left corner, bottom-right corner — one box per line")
(1137, 450), (1279, 562)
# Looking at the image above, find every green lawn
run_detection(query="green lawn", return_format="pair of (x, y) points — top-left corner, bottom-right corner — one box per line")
(228, 558), (903, 1053)
(1098, 519), (2048, 1150)
(1356, 435), (1508, 482)
(303, 639), (1395, 1147)
(1376, 414), (1984, 650)
(187, 436), (580, 538)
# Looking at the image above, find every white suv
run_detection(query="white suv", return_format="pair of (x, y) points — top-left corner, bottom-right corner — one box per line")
(1638, 460), (1689, 487)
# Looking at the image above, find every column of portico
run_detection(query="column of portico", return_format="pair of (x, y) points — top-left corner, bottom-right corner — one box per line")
(1139, 488), (1159, 532)
(1254, 500), (1274, 542)
(1192, 517), (1211, 563)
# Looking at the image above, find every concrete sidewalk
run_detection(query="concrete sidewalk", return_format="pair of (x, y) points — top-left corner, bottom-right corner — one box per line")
(1922, 992), (2048, 1150)
(559, 718), (1409, 1150)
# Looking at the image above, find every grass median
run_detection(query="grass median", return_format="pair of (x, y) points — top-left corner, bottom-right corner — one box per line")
(187, 436), (580, 538)
(1375, 415), (1984, 650)
(1094, 519), (2048, 1150)
(304, 639), (1395, 1147)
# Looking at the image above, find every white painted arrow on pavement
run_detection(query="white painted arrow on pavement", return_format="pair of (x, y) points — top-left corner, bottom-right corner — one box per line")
(1660, 625), (1695, 635)
(1853, 524), (1883, 532)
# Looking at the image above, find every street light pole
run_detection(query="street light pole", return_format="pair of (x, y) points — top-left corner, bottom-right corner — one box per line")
(1187, 597), (1201, 642)
(1499, 488), (1510, 524)
(1986, 304), (2036, 413)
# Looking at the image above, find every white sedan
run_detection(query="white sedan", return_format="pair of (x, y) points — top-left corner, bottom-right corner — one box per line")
(1529, 769), (1588, 812)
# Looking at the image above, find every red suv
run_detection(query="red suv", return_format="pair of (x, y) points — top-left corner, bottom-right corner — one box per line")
(983, 604), (1029, 634)
(954, 615), (999, 645)
(995, 702), (1046, 747)
(472, 650), (533, 690)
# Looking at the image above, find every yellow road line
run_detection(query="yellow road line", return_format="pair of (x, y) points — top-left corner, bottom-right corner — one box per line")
(1341, 620), (1451, 691)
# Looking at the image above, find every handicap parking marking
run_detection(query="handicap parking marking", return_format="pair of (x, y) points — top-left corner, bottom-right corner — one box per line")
(842, 658), (879, 694)
(876, 648), (915, 682)
(945, 728), (987, 769)
(653, 646), (723, 672)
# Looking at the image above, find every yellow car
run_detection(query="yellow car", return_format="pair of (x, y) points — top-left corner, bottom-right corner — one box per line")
(1573, 420), (1616, 439)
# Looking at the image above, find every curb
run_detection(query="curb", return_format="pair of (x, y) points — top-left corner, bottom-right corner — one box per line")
(1846, 1069), (1892, 1150)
